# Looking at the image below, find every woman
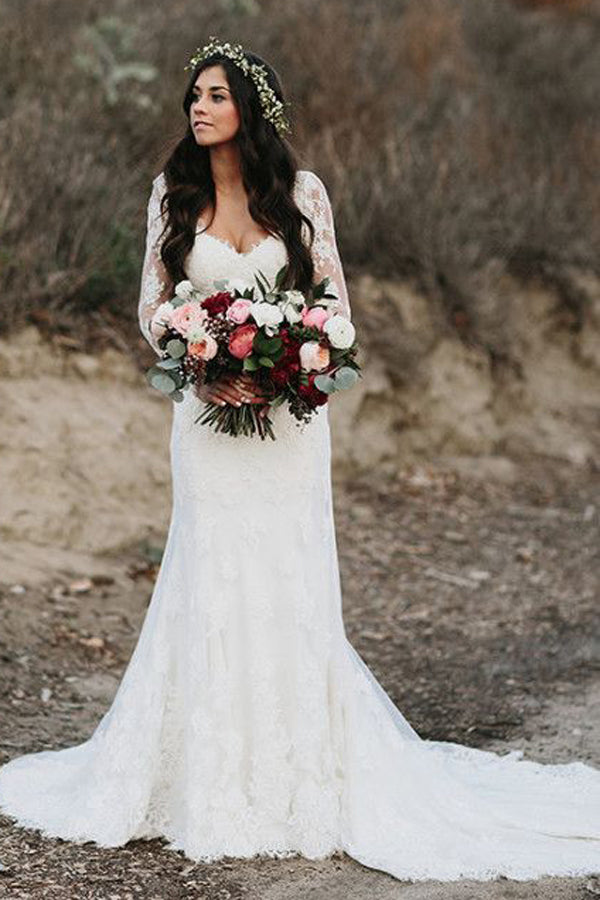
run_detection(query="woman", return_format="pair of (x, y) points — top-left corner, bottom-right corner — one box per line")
(1, 36), (599, 884)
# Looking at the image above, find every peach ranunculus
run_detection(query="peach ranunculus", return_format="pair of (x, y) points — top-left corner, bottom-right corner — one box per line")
(188, 335), (218, 360)
(229, 323), (258, 359)
(301, 305), (331, 331)
(170, 302), (208, 337)
(226, 298), (253, 325)
(299, 340), (330, 372)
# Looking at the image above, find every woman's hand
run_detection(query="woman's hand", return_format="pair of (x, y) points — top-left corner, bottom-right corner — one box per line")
(195, 372), (268, 409)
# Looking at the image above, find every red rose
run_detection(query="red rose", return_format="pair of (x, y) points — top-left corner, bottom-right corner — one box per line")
(201, 291), (234, 317)
(271, 330), (301, 388)
(297, 371), (328, 407)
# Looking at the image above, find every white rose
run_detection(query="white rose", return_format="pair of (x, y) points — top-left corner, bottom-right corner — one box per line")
(250, 301), (284, 334)
(175, 280), (196, 300)
(323, 314), (355, 349)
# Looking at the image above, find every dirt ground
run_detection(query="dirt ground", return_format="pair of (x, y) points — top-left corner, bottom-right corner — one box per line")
(0, 455), (599, 899)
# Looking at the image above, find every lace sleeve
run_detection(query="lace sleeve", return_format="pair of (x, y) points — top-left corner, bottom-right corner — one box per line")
(138, 172), (174, 355)
(299, 170), (352, 321)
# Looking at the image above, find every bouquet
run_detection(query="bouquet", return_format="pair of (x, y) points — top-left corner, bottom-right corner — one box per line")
(145, 264), (361, 440)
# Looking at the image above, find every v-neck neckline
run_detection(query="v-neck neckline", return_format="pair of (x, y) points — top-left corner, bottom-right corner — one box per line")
(196, 230), (276, 257)
(196, 214), (275, 257)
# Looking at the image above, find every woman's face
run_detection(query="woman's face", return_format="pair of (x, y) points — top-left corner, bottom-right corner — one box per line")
(190, 64), (240, 146)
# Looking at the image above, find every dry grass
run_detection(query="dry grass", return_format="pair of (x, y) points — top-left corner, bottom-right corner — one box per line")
(0, 0), (598, 362)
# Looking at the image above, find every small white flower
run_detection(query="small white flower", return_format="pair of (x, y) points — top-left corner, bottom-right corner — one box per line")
(323, 314), (356, 349)
(250, 301), (284, 334)
(175, 280), (196, 300)
(187, 324), (209, 343)
(277, 289), (305, 324)
(227, 277), (255, 296)
(281, 302), (304, 324)
(282, 289), (305, 305)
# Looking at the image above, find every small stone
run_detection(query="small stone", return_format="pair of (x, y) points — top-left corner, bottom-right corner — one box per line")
(68, 578), (94, 594)
(444, 530), (467, 543)
(516, 546), (533, 562)
(79, 636), (105, 649)
(468, 569), (491, 582)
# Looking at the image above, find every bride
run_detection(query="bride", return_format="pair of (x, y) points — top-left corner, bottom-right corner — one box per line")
(1, 36), (599, 884)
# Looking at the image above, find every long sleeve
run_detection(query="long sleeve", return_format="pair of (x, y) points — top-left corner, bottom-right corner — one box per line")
(300, 170), (352, 321)
(138, 172), (174, 355)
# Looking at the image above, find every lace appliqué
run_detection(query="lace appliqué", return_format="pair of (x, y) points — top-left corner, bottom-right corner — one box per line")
(138, 173), (174, 356)
(295, 171), (352, 321)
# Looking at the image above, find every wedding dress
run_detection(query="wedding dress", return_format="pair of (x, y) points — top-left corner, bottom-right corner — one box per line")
(1, 169), (599, 883)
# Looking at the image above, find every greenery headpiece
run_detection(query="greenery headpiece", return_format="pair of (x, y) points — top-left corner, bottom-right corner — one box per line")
(185, 36), (291, 138)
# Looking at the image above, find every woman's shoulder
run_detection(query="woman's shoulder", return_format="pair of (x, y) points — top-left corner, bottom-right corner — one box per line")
(293, 169), (328, 210)
(152, 170), (167, 195)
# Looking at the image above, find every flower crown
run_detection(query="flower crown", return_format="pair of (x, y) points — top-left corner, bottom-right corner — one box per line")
(185, 36), (291, 138)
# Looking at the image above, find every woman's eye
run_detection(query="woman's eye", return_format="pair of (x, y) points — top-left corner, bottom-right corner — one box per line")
(192, 93), (224, 103)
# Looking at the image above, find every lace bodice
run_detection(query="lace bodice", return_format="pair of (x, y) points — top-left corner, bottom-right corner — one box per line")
(138, 169), (352, 355)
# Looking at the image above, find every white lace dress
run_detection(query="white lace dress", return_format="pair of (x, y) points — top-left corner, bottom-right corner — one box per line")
(1, 169), (599, 882)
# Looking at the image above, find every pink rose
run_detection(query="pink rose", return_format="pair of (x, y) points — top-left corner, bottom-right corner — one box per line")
(229, 323), (258, 359)
(226, 299), (253, 325)
(299, 341), (330, 372)
(170, 302), (207, 337)
(188, 335), (218, 360)
(301, 305), (331, 331)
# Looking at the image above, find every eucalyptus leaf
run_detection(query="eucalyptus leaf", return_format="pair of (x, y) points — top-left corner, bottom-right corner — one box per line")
(166, 339), (186, 359)
(150, 372), (177, 394)
(258, 356), (275, 367)
(243, 356), (259, 371)
(314, 374), (337, 393)
(157, 357), (182, 370)
(334, 366), (359, 390)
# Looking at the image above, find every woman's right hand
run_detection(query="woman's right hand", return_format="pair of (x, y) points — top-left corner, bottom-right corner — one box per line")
(195, 372), (268, 408)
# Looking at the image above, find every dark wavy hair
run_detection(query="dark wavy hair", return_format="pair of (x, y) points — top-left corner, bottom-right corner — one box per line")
(158, 48), (316, 293)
